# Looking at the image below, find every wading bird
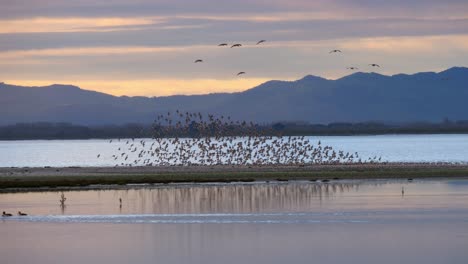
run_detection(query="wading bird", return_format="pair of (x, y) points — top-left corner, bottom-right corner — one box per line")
(194, 59), (203, 63)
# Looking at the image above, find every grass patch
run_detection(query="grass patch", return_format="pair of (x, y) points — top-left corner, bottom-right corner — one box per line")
(1, 166), (468, 191)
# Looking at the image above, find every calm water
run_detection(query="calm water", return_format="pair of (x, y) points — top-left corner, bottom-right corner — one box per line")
(1, 180), (468, 263)
(1, 134), (468, 167)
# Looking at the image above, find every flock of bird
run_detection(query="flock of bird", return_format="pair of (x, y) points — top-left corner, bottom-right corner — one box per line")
(96, 40), (384, 167)
(328, 49), (380, 70)
(99, 111), (382, 167)
(193, 41), (381, 77)
(194, 40), (268, 76)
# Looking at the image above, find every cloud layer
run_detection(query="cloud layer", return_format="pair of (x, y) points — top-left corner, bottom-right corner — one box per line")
(0, 0), (467, 96)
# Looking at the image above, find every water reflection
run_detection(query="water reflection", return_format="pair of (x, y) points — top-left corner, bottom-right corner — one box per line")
(2, 180), (468, 264)
(136, 182), (362, 214)
(0, 182), (367, 216)
(2, 180), (468, 218)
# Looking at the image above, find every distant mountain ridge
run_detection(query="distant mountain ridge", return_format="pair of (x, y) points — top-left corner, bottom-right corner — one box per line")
(1, 67), (468, 125)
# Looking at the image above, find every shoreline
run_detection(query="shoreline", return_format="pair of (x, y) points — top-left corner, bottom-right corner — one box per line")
(1, 163), (468, 192)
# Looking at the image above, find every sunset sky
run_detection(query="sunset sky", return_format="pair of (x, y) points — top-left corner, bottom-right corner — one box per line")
(1, 0), (467, 96)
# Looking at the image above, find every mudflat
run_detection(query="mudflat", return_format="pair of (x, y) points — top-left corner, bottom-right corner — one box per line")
(1, 163), (468, 191)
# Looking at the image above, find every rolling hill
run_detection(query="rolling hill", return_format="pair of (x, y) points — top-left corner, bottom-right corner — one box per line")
(1, 67), (467, 125)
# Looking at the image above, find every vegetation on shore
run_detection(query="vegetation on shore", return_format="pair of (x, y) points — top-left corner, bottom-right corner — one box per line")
(1, 120), (468, 140)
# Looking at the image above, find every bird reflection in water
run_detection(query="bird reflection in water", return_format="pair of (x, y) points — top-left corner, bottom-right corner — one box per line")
(112, 182), (367, 215)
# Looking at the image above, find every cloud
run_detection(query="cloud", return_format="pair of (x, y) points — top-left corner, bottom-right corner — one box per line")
(1, 16), (467, 52)
(0, 0), (467, 96)
(0, 17), (167, 34)
(340, 35), (468, 54)
(1, 0), (467, 19)
(0, 46), (205, 58)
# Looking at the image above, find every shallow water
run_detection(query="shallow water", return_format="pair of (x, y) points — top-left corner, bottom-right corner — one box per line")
(1, 134), (468, 167)
(1, 180), (468, 264)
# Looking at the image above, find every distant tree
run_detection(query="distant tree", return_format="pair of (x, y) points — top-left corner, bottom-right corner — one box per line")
(272, 122), (285, 131)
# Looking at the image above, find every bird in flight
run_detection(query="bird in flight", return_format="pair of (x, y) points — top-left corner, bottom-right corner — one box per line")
(329, 49), (342, 53)
(237, 72), (246, 76)
(347, 67), (358, 70)
(194, 59), (203, 63)
(256, 40), (266, 45)
(218, 43), (228, 46)
(231, 44), (242, 48)
(369, 64), (380, 67)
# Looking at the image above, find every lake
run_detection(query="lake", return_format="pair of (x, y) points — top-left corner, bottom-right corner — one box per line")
(1, 134), (468, 167)
(1, 179), (468, 264)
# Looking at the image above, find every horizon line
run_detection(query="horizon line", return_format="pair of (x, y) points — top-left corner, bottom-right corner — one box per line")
(1, 66), (466, 98)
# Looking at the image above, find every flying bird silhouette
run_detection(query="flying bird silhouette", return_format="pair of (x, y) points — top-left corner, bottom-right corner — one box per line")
(194, 59), (203, 63)
(218, 43), (228, 46)
(329, 49), (342, 53)
(256, 40), (266, 45)
(347, 67), (358, 70)
(369, 64), (380, 67)
(237, 72), (246, 76)
(231, 44), (242, 48)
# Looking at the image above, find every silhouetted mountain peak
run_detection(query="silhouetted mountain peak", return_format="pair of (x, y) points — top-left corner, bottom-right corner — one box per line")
(439, 66), (468, 77)
(243, 80), (291, 93)
(47, 84), (82, 90)
(335, 71), (388, 83)
(297, 75), (328, 83)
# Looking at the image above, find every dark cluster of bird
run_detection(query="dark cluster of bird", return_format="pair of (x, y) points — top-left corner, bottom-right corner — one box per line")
(100, 111), (382, 167)
(194, 40), (267, 76)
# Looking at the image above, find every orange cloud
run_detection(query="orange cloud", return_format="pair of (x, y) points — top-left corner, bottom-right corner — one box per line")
(340, 35), (468, 54)
(0, 17), (163, 33)
(0, 46), (206, 59)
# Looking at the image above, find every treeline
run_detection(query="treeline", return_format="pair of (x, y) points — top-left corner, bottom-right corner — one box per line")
(0, 122), (153, 140)
(274, 120), (468, 136)
(1, 121), (468, 140)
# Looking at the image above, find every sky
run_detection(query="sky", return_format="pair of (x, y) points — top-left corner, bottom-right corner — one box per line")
(0, 0), (467, 96)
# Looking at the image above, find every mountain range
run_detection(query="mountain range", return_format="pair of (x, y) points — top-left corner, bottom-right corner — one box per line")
(1, 67), (467, 125)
